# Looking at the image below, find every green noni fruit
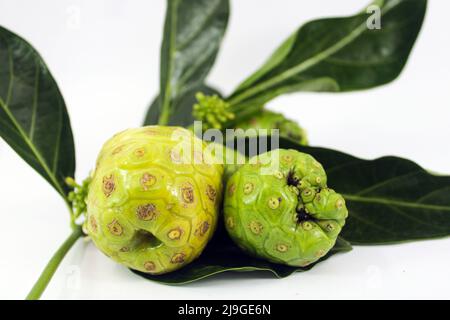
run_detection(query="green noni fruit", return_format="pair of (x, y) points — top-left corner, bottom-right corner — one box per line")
(224, 149), (348, 267)
(85, 126), (223, 274)
(234, 110), (308, 146)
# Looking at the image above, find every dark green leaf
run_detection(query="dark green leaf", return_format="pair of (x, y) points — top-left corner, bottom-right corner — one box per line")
(278, 138), (450, 244)
(0, 26), (75, 198)
(158, 0), (229, 125)
(132, 222), (351, 285)
(227, 0), (427, 108)
(144, 84), (221, 127)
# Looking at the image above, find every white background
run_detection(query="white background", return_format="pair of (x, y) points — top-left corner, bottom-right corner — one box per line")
(0, 0), (449, 299)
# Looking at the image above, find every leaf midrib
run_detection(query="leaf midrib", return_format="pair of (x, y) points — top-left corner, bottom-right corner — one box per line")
(344, 194), (450, 212)
(159, 0), (180, 125)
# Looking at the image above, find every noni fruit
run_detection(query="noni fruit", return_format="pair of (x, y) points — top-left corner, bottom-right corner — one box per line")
(234, 110), (308, 146)
(85, 126), (223, 274)
(224, 149), (348, 267)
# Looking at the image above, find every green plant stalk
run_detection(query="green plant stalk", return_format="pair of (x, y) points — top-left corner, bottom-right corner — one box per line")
(26, 226), (83, 300)
(157, 99), (171, 125)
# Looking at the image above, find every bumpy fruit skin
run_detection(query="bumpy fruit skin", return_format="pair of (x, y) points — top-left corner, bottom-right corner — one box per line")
(224, 149), (347, 267)
(85, 126), (223, 274)
(234, 110), (308, 146)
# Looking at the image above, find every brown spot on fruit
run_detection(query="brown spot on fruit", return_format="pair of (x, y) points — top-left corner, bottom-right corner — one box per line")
(136, 204), (158, 221)
(89, 215), (97, 232)
(195, 221), (210, 237)
(119, 247), (129, 252)
(144, 261), (156, 272)
(249, 221), (263, 235)
(226, 217), (235, 229)
(268, 197), (280, 209)
(243, 182), (254, 195)
(167, 227), (183, 240)
(274, 171), (284, 179)
(171, 253), (186, 264)
(112, 146), (123, 155)
(140, 173), (156, 191)
(206, 185), (216, 201)
(145, 128), (161, 136)
(181, 183), (194, 203)
(134, 147), (146, 157)
(102, 174), (115, 197)
(276, 244), (288, 253)
(107, 219), (123, 236)
(282, 154), (293, 163)
(336, 199), (345, 209)
(302, 221), (313, 231)
(228, 183), (236, 196)
(170, 149), (182, 163)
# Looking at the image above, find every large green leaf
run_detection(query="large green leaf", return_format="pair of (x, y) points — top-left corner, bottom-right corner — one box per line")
(157, 0), (229, 125)
(133, 222), (352, 285)
(227, 0), (427, 108)
(0, 26), (75, 198)
(278, 139), (450, 244)
(144, 84), (221, 127)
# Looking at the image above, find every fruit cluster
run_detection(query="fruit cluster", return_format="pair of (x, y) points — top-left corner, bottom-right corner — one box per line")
(86, 126), (347, 274)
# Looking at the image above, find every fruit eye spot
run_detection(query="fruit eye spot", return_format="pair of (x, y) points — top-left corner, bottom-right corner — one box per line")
(167, 228), (183, 240)
(145, 129), (159, 136)
(102, 174), (115, 197)
(136, 204), (158, 221)
(249, 221), (263, 235)
(326, 223), (335, 231)
(89, 215), (98, 232)
(226, 217), (235, 229)
(171, 253), (186, 264)
(144, 261), (156, 272)
(336, 199), (344, 209)
(195, 221), (210, 237)
(282, 155), (293, 163)
(181, 183), (195, 203)
(243, 182), (254, 195)
(274, 171), (284, 179)
(140, 173), (156, 191)
(206, 185), (217, 201)
(134, 147), (146, 157)
(302, 221), (313, 231)
(268, 197), (280, 209)
(289, 185), (300, 196)
(170, 149), (182, 163)
(112, 146), (123, 155)
(315, 177), (322, 184)
(107, 219), (123, 236)
(119, 247), (129, 252)
(228, 183), (236, 196)
(276, 244), (289, 253)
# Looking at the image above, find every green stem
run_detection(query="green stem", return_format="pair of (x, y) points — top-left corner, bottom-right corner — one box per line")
(157, 105), (171, 125)
(25, 226), (84, 300)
